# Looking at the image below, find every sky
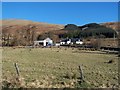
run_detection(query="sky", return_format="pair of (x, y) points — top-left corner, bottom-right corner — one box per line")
(2, 2), (118, 25)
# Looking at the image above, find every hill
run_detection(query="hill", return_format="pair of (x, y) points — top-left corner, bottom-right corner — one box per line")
(1, 19), (119, 46)
(61, 23), (117, 38)
(1, 19), (64, 46)
(100, 22), (119, 30)
(1, 19), (64, 34)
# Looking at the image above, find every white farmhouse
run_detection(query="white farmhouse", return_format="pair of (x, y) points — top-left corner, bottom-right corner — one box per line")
(71, 38), (83, 45)
(34, 38), (53, 47)
(76, 39), (83, 45)
(67, 39), (71, 44)
(60, 39), (71, 45)
(60, 40), (66, 45)
(60, 38), (83, 45)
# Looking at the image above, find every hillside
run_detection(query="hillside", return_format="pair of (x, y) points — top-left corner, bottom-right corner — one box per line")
(1, 19), (64, 46)
(60, 23), (117, 39)
(1, 19), (119, 46)
(100, 22), (120, 32)
(1, 19), (64, 34)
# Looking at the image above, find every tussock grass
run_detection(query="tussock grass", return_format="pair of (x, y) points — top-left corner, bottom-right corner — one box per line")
(2, 47), (118, 88)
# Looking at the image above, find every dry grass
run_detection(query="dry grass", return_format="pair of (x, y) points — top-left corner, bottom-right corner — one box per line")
(2, 47), (119, 88)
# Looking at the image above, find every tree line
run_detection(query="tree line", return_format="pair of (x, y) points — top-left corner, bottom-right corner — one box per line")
(60, 23), (117, 39)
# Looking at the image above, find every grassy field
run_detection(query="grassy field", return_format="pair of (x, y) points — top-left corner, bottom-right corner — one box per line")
(2, 47), (119, 88)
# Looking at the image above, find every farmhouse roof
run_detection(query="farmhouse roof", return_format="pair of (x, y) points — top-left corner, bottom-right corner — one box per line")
(44, 38), (52, 41)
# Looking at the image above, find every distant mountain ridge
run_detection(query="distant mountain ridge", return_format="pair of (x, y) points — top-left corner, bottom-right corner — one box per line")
(1, 19), (63, 26)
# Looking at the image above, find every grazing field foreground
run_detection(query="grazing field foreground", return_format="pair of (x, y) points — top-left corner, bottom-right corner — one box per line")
(2, 47), (118, 88)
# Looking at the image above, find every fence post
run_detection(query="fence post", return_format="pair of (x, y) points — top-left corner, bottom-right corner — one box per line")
(14, 63), (20, 76)
(79, 65), (84, 82)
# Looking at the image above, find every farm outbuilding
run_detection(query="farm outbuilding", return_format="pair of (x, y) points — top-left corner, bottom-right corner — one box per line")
(34, 38), (53, 47)
(60, 38), (83, 45)
(71, 38), (83, 45)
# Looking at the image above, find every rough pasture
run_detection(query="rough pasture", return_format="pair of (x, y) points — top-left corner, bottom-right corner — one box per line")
(2, 47), (118, 88)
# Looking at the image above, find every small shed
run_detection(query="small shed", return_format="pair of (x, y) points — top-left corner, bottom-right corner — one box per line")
(34, 38), (53, 47)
